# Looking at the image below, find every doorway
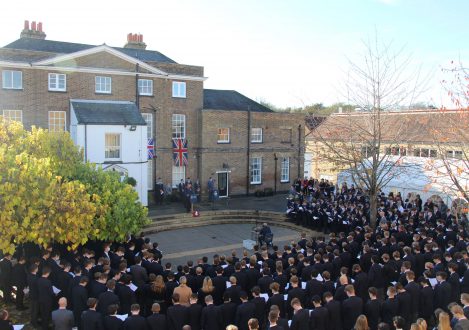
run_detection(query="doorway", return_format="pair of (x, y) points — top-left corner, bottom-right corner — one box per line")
(217, 172), (229, 197)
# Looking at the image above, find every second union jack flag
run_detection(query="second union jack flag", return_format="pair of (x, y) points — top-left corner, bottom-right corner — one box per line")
(172, 138), (188, 166)
(147, 138), (155, 160)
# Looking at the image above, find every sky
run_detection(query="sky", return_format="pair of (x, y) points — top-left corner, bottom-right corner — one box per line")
(1, 0), (468, 108)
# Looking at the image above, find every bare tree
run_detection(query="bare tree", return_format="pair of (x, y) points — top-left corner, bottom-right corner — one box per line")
(428, 63), (469, 213)
(311, 36), (427, 228)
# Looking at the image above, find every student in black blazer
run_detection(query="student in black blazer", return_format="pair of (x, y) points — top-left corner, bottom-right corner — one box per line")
(267, 282), (286, 318)
(309, 295), (329, 330)
(220, 292), (237, 328)
(103, 304), (124, 330)
(323, 292), (342, 330)
(166, 293), (189, 330)
(81, 298), (104, 330)
(267, 310), (284, 330)
(364, 287), (381, 330)
(122, 304), (147, 330)
(188, 294), (203, 330)
(72, 276), (89, 329)
(37, 266), (56, 330)
(201, 295), (222, 330)
(98, 280), (120, 316)
(341, 285), (363, 330)
(235, 292), (256, 330)
(289, 298), (310, 330)
(146, 303), (167, 330)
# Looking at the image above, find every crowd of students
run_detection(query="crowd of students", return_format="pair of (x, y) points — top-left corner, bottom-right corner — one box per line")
(0, 178), (469, 329)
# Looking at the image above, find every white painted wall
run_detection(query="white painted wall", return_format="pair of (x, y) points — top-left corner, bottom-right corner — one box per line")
(70, 112), (148, 206)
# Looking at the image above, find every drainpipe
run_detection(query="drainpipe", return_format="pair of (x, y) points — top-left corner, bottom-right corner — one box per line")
(246, 106), (251, 196)
(135, 63), (140, 108)
(274, 153), (278, 195)
(84, 124), (88, 162)
(297, 124), (301, 179)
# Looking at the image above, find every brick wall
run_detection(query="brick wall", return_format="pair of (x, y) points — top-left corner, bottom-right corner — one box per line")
(199, 110), (305, 197)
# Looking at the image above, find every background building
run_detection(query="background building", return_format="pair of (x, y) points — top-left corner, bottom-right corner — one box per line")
(0, 21), (304, 202)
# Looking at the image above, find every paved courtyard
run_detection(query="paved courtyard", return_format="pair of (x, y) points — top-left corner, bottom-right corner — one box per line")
(147, 223), (301, 266)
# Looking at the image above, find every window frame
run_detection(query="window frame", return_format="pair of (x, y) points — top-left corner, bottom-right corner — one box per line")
(281, 128), (292, 143)
(95, 76), (112, 94)
(217, 127), (230, 144)
(48, 73), (66, 92)
(104, 133), (122, 160)
(48, 111), (66, 132)
(172, 114), (186, 140)
(172, 81), (186, 98)
(172, 165), (186, 188)
(141, 113), (153, 140)
(250, 157), (262, 184)
(2, 110), (23, 123)
(138, 79), (153, 96)
(281, 157), (290, 183)
(251, 127), (263, 143)
(2, 70), (23, 90)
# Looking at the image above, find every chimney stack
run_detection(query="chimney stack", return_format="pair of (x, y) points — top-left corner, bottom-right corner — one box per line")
(124, 32), (147, 50)
(20, 20), (46, 40)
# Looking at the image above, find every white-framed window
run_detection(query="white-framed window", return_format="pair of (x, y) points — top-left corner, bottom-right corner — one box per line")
(385, 147), (407, 156)
(172, 165), (186, 188)
(413, 148), (437, 158)
(141, 113), (153, 140)
(2, 70), (22, 89)
(48, 111), (66, 132)
(2, 110), (23, 123)
(95, 76), (111, 94)
(105, 133), (121, 160)
(147, 161), (153, 190)
(172, 114), (186, 139)
(48, 73), (66, 91)
(251, 127), (263, 143)
(281, 157), (290, 183)
(172, 81), (186, 98)
(446, 150), (463, 159)
(250, 157), (262, 184)
(138, 79), (153, 96)
(217, 128), (230, 143)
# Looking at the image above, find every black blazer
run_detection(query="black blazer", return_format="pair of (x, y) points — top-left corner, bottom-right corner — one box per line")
(146, 313), (167, 330)
(405, 281), (421, 317)
(37, 276), (55, 306)
(310, 306), (329, 330)
(419, 286), (434, 319)
(290, 308), (309, 330)
(147, 313), (168, 330)
(98, 290), (120, 315)
(434, 281), (452, 311)
(117, 285), (137, 315)
(103, 315), (123, 330)
(81, 309), (104, 330)
(341, 296), (363, 330)
(122, 315), (147, 330)
(211, 275), (227, 305)
(226, 284), (243, 305)
(166, 304), (189, 330)
(397, 291), (412, 323)
(188, 303), (203, 330)
(235, 301), (256, 330)
(27, 273), (39, 301)
(201, 304), (222, 330)
(220, 301), (237, 328)
(72, 285), (88, 319)
(325, 300), (342, 330)
(364, 299), (381, 330)
(381, 297), (399, 326)
(267, 293), (286, 318)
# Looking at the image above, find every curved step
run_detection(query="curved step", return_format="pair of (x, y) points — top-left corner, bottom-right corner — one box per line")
(143, 210), (316, 236)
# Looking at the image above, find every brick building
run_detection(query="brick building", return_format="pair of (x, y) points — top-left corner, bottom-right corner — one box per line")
(0, 21), (304, 200)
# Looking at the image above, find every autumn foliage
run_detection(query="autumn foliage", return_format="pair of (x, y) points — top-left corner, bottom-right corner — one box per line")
(0, 119), (149, 254)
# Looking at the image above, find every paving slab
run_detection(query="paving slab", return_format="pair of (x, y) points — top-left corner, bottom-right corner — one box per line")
(147, 223), (301, 267)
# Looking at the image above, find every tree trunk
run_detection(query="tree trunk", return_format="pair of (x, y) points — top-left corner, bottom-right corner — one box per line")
(369, 190), (378, 229)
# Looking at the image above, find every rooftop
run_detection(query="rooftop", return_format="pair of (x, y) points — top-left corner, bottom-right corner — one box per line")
(71, 100), (147, 126)
(203, 89), (274, 112)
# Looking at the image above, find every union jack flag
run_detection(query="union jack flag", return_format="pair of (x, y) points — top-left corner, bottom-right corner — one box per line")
(173, 138), (188, 166)
(147, 138), (155, 160)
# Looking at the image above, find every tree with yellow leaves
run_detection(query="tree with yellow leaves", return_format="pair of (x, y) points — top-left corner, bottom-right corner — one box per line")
(0, 118), (148, 254)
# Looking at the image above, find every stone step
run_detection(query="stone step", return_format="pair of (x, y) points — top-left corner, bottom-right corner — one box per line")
(143, 217), (313, 236)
